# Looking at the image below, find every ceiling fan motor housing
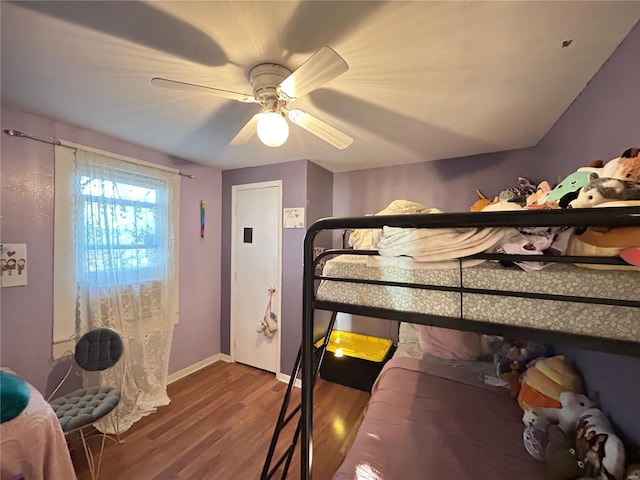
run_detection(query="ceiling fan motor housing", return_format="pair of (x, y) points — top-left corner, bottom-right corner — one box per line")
(249, 64), (291, 110)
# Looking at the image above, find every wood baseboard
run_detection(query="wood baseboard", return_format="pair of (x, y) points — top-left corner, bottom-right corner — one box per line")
(168, 353), (228, 384)
(277, 373), (301, 389)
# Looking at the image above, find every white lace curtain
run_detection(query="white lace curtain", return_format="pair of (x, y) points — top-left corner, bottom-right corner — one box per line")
(73, 148), (179, 433)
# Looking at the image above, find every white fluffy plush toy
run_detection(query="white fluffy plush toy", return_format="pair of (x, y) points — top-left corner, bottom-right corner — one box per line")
(579, 148), (640, 183)
(600, 148), (640, 182)
(522, 391), (597, 462)
(575, 408), (626, 480)
(569, 174), (640, 209)
(524, 391), (597, 434)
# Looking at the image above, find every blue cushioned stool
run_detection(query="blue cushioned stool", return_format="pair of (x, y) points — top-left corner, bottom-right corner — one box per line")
(49, 328), (123, 480)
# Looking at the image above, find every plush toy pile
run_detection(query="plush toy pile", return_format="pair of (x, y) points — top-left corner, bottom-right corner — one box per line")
(470, 147), (640, 271)
(522, 390), (627, 480)
(486, 343), (635, 480)
(468, 148), (639, 479)
(485, 344), (633, 480)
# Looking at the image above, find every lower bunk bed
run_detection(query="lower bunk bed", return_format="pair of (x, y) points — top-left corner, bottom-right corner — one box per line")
(293, 207), (640, 480)
(333, 323), (546, 479)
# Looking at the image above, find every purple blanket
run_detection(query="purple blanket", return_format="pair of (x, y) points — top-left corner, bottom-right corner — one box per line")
(333, 357), (545, 479)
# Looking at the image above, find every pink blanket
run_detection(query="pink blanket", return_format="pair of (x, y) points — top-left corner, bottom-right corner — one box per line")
(0, 373), (76, 480)
(333, 357), (545, 479)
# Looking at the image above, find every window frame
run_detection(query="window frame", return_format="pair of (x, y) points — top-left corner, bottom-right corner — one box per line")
(53, 143), (179, 359)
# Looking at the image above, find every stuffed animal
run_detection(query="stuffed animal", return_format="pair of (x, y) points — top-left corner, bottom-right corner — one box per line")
(546, 158), (621, 208)
(569, 174), (640, 209)
(498, 176), (537, 202)
(544, 424), (586, 480)
(625, 464), (640, 480)
(501, 365), (522, 398)
(547, 171), (595, 208)
(493, 340), (547, 397)
(575, 409), (625, 480)
(524, 391), (596, 435)
(470, 189), (495, 212)
(526, 181), (554, 207)
(523, 392), (599, 475)
(518, 355), (583, 411)
(481, 200), (524, 212)
(599, 148), (640, 183)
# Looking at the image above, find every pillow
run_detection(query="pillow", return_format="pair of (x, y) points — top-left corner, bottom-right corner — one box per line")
(398, 322), (419, 345)
(0, 370), (30, 423)
(417, 325), (482, 360)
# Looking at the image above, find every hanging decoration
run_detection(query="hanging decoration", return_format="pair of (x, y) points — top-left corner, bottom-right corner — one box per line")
(256, 288), (278, 338)
(200, 200), (205, 239)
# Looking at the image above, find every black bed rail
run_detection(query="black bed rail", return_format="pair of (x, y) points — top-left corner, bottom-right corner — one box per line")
(314, 301), (640, 358)
(310, 206), (640, 231)
(298, 206), (640, 480)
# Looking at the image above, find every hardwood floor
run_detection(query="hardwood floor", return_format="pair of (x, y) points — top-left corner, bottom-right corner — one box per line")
(73, 361), (370, 480)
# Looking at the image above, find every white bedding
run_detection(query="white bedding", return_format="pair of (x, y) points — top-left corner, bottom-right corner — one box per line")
(377, 224), (517, 262)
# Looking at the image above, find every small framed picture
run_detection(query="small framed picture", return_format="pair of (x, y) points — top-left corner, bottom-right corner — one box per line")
(0, 243), (28, 287)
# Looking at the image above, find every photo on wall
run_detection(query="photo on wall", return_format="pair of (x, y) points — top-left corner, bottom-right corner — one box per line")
(0, 243), (28, 287)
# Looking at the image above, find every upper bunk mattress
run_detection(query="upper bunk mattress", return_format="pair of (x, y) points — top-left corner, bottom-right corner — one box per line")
(316, 255), (640, 343)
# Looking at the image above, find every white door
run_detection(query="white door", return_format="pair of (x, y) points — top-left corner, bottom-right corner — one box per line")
(231, 181), (282, 373)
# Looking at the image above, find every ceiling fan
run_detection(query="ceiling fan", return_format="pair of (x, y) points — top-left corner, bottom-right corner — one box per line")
(151, 46), (353, 149)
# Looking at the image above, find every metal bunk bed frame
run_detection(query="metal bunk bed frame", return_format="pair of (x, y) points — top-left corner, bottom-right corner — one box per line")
(262, 207), (640, 480)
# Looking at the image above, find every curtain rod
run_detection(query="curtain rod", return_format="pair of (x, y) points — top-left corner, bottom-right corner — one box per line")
(3, 129), (196, 179)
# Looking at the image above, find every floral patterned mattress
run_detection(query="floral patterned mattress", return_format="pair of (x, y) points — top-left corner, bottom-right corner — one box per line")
(316, 255), (640, 343)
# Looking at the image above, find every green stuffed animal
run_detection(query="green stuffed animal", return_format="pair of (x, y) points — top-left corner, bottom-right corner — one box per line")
(546, 171), (595, 208)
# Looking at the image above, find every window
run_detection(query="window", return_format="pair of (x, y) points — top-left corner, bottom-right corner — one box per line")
(77, 171), (164, 284)
(53, 145), (179, 358)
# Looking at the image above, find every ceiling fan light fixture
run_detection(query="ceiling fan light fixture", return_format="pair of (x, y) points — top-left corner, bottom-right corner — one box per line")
(257, 111), (289, 147)
(151, 46), (351, 149)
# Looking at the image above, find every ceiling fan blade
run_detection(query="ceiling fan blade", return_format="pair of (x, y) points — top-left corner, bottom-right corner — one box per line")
(151, 77), (256, 103)
(287, 109), (353, 150)
(229, 113), (261, 145)
(277, 46), (348, 101)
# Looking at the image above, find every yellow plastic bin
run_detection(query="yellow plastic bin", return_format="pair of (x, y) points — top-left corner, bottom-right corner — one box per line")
(315, 330), (394, 392)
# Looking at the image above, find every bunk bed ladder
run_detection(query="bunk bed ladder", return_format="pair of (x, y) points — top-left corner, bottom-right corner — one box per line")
(260, 312), (338, 480)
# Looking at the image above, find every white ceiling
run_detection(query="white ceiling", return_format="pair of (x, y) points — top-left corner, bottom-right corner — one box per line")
(1, 1), (638, 172)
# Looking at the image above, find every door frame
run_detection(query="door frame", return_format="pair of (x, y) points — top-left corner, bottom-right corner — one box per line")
(230, 180), (283, 377)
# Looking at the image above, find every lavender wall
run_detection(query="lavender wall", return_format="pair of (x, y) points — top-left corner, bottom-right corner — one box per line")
(0, 106), (222, 396)
(537, 21), (640, 178)
(333, 147), (542, 217)
(306, 161), (334, 251)
(220, 160), (308, 375)
(306, 161), (335, 340)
